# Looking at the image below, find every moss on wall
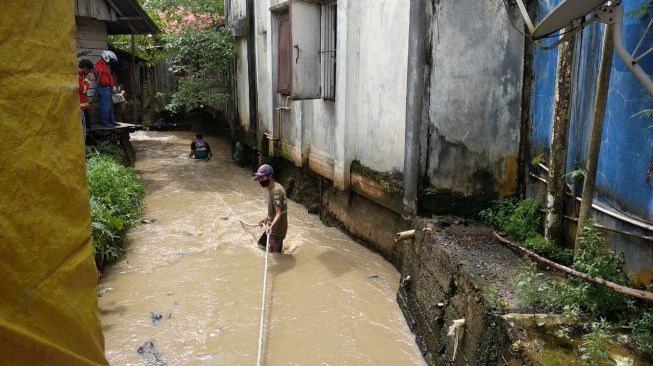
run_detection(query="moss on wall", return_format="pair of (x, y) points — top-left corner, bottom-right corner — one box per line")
(418, 186), (497, 217)
(351, 160), (404, 195)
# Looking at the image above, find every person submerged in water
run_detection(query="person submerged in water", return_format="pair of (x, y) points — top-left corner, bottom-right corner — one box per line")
(189, 134), (213, 161)
(252, 164), (288, 253)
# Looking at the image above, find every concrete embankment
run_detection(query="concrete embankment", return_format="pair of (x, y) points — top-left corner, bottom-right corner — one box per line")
(273, 160), (530, 365)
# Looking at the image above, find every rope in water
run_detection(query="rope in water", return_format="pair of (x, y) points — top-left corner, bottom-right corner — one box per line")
(256, 228), (271, 366)
(239, 219), (259, 228)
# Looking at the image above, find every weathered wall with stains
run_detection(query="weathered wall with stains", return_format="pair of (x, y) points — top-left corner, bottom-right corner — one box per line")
(225, 0), (247, 27)
(353, 0), (409, 173)
(235, 38), (250, 131)
(421, 0), (524, 197)
(230, 0), (409, 188)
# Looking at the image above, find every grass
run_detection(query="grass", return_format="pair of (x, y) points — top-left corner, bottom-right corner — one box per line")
(480, 196), (653, 361)
(86, 147), (144, 268)
(513, 222), (652, 363)
(479, 194), (574, 265)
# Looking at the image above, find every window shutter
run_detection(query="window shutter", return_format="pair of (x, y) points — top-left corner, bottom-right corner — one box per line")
(277, 12), (292, 94)
(290, 0), (321, 100)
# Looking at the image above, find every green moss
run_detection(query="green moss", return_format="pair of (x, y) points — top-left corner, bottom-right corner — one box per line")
(418, 186), (494, 216)
(350, 160), (403, 194)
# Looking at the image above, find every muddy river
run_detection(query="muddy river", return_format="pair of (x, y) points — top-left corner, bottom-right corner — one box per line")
(98, 131), (426, 365)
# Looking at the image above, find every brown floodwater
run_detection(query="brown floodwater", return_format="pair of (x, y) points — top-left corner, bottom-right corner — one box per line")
(98, 131), (426, 366)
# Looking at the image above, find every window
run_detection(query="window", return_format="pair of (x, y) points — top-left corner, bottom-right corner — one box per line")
(277, 12), (292, 95)
(321, 0), (336, 100)
(275, 1), (335, 100)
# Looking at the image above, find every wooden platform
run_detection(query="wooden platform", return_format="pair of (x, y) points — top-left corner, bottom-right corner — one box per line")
(89, 122), (142, 165)
(90, 122), (143, 134)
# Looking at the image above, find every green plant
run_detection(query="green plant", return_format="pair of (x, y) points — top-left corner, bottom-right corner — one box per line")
(86, 152), (144, 267)
(580, 319), (616, 366)
(515, 261), (546, 309)
(350, 161), (403, 194)
(505, 195), (544, 240)
(565, 168), (587, 180)
(573, 221), (630, 317)
(629, 312), (653, 358)
(163, 26), (235, 112)
(479, 197), (516, 229)
(487, 287), (508, 314)
(86, 144), (126, 165)
(480, 195), (543, 240)
(523, 235), (573, 266)
(628, 0), (653, 17)
(531, 154), (546, 168)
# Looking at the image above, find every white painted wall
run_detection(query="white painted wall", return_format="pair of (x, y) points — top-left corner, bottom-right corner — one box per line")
(235, 38), (250, 130)
(255, 0), (272, 135)
(231, 0), (410, 188)
(354, 0), (409, 173)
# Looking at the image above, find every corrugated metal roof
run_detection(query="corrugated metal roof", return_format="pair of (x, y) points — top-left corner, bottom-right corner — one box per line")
(104, 0), (159, 35)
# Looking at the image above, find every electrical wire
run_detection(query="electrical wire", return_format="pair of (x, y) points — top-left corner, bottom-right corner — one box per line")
(502, 0), (530, 37)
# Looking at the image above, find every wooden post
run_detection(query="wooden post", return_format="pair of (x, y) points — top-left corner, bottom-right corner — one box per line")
(575, 24), (614, 249)
(545, 28), (575, 244)
(131, 34), (137, 124)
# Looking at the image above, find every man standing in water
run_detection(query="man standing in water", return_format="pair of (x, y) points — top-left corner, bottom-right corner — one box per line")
(252, 164), (288, 253)
(189, 133), (213, 161)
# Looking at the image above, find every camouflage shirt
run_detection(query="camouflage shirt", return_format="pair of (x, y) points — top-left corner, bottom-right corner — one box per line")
(267, 183), (288, 239)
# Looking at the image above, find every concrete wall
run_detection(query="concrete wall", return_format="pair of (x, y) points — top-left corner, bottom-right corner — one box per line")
(235, 37), (250, 131)
(228, 0), (409, 188)
(422, 0), (524, 197)
(354, 0), (409, 173)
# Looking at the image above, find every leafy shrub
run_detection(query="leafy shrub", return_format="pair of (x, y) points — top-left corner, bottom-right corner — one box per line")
(513, 222), (653, 360)
(515, 223), (632, 320)
(514, 261), (546, 309)
(580, 320), (616, 366)
(87, 144), (127, 165)
(524, 235), (574, 266)
(480, 195), (543, 241)
(573, 221), (631, 317)
(86, 151), (144, 267)
(479, 197), (516, 229)
(630, 312), (653, 358)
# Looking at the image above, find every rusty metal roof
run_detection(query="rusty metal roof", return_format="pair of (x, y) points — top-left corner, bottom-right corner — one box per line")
(105, 0), (159, 35)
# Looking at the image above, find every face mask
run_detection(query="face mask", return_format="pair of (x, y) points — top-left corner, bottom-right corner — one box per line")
(259, 179), (270, 187)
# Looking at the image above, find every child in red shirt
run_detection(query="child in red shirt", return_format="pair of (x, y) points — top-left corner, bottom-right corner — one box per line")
(78, 59), (93, 138)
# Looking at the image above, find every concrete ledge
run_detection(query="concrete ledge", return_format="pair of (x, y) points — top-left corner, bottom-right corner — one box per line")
(398, 222), (524, 365)
(350, 172), (403, 214)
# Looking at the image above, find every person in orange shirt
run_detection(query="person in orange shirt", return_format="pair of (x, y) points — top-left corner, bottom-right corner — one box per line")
(78, 59), (93, 139)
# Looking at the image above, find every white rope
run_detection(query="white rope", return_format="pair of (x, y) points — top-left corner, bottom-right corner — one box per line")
(239, 219), (260, 228)
(255, 229), (271, 366)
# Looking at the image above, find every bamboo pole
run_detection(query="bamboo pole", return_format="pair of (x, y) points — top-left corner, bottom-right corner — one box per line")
(492, 231), (653, 303)
(576, 23), (615, 248)
(546, 27), (575, 244)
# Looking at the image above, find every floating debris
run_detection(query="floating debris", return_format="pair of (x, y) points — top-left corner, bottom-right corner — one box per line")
(151, 312), (163, 326)
(150, 312), (172, 326)
(141, 218), (157, 224)
(368, 274), (379, 279)
(97, 287), (113, 297)
(137, 341), (166, 366)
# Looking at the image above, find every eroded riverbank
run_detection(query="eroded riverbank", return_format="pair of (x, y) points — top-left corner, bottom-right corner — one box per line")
(98, 131), (426, 365)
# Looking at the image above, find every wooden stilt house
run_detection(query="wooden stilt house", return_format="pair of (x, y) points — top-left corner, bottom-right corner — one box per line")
(75, 0), (158, 130)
